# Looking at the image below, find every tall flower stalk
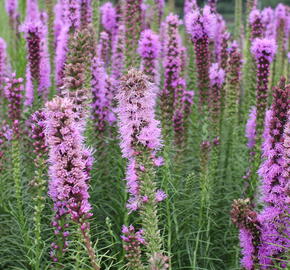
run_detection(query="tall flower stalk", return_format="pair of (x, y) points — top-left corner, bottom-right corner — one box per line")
(161, 14), (182, 133)
(223, 42), (242, 181)
(257, 77), (289, 268)
(273, 4), (288, 87)
(247, 38), (277, 199)
(30, 110), (48, 270)
(185, 6), (215, 109)
(80, 0), (92, 29)
(116, 69), (167, 268)
(243, 9), (264, 115)
(124, 0), (142, 67)
(138, 29), (161, 86)
(111, 24), (125, 81)
(4, 74), (23, 214)
(233, 0), (242, 44)
(0, 38), (8, 99)
(21, 12), (50, 106)
(45, 96), (100, 270)
(5, 0), (19, 33)
(63, 27), (94, 92)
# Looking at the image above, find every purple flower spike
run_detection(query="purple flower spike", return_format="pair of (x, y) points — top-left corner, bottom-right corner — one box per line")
(111, 24), (125, 81)
(185, 7), (216, 41)
(209, 63), (224, 136)
(80, 0), (92, 29)
(0, 38), (8, 93)
(98, 31), (110, 68)
(184, 0), (198, 16)
(4, 74), (23, 136)
(45, 96), (92, 218)
(251, 38), (277, 63)
(30, 110), (47, 160)
(249, 9), (263, 40)
(117, 69), (162, 159)
(245, 107), (257, 150)
(121, 225), (144, 268)
(91, 56), (112, 133)
(21, 20), (43, 85)
(261, 7), (275, 39)
(64, 0), (80, 32)
(138, 29), (161, 85)
(5, 0), (19, 30)
(161, 14), (182, 123)
(257, 78), (290, 268)
(251, 38), (277, 146)
(100, 2), (117, 35)
(209, 63), (225, 88)
(185, 6), (216, 108)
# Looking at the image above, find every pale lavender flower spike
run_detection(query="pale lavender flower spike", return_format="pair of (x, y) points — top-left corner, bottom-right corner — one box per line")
(100, 2), (117, 35)
(245, 107), (257, 149)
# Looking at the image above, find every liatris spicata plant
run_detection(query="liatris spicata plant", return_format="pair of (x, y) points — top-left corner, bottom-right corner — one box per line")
(0, 38), (8, 96)
(45, 96), (100, 269)
(184, 0), (198, 17)
(44, 0), (55, 66)
(5, 0), (19, 32)
(273, 4), (288, 87)
(249, 9), (263, 41)
(138, 29), (161, 85)
(124, 0), (142, 67)
(100, 2), (117, 37)
(209, 63), (225, 138)
(121, 225), (145, 269)
(243, 107), (257, 186)
(185, 6), (216, 109)
(30, 110), (48, 270)
(5, 74), (23, 136)
(65, 0), (81, 33)
(98, 31), (110, 68)
(111, 24), (125, 81)
(219, 31), (230, 73)
(21, 14), (51, 105)
(233, 0), (242, 44)
(21, 21), (42, 87)
(251, 38), (276, 152)
(91, 56), (111, 133)
(63, 27), (94, 92)
(4, 73), (24, 220)
(245, 107), (257, 151)
(231, 198), (261, 270)
(55, 24), (70, 88)
(39, 12), (51, 99)
(224, 42), (242, 121)
(244, 9), (264, 113)
(223, 42), (242, 181)
(173, 78), (186, 147)
(80, 0), (92, 29)
(213, 15), (226, 63)
(116, 69), (167, 265)
(257, 77), (290, 268)
(0, 122), (12, 172)
(153, 0), (165, 30)
(261, 7), (275, 39)
(161, 14), (182, 131)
